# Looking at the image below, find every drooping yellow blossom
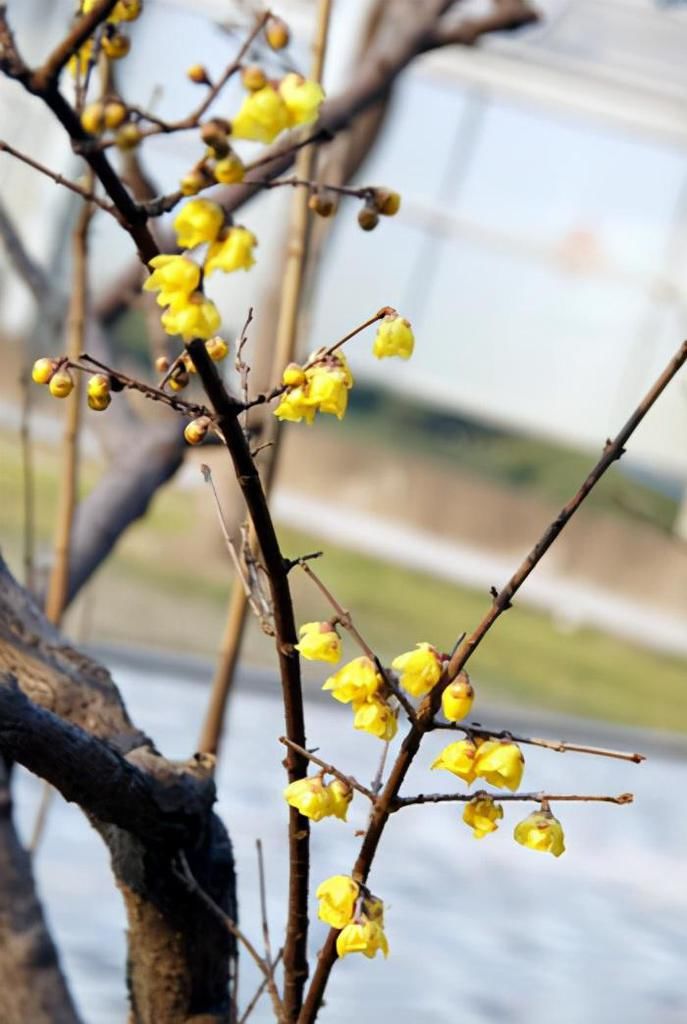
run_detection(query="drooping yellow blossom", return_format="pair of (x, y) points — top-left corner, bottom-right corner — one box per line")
(279, 73), (325, 127)
(373, 316), (415, 360)
(213, 152), (246, 185)
(283, 776), (333, 822)
(160, 293), (221, 342)
(231, 85), (289, 143)
(431, 739), (478, 785)
(441, 671), (474, 722)
(353, 697), (398, 742)
(336, 917), (389, 960)
(31, 358), (55, 385)
(463, 795), (504, 839)
(273, 386), (316, 424)
(514, 809), (566, 857)
(204, 226), (257, 276)
(295, 622), (342, 663)
(391, 642), (443, 698)
(205, 336), (229, 361)
(316, 875), (359, 929)
(474, 740), (524, 792)
(173, 198), (224, 249)
(304, 363), (349, 420)
(323, 656), (381, 704)
(282, 363), (306, 387)
(143, 255), (200, 308)
(87, 374), (110, 401)
(326, 779), (353, 821)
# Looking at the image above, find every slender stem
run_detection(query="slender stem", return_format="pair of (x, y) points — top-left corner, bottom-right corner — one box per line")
(279, 738), (376, 802)
(239, 951), (284, 1024)
(431, 722), (646, 764)
(76, 353), (209, 416)
(33, 0), (119, 88)
(0, 139), (114, 214)
(393, 791), (635, 809)
(297, 338), (687, 1024)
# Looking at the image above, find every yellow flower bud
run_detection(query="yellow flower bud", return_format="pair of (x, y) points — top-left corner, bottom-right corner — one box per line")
(49, 369), (74, 399)
(391, 642), (443, 698)
(31, 358), (56, 385)
(514, 809), (565, 857)
(336, 918), (389, 960)
(102, 32), (131, 59)
(81, 102), (105, 135)
(352, 697), (398, 741)
(284, 776), (333, 822)
(179, 169), (208, 197)
(204, 226), (257, 276)
(115, 123), (141, 150)
(279, 73), (325, 127)
(308, 192), (336, 217)
(87, 391), (111, 412)
(180, 352), (196, 375)
(282, 363), (306, 388)
(326, 779), (353, 821)
(168, 368), (190, 392)
(295, 621), (342, 664)
(441, 671), (474, 722)
(265, 16), (290, 50)
(463, 795), (503, 838)
(242, 65), (267, 91)
(104, 100), (127, 130)
(173, 198), (224, 249)
(184, 416), (211, 445)
(373, 315), (414, 360)
(213, 151), (245, 185)
(431, 739), (478, 785)
(474, 740), (524, 792)
(154, 355), (170, 374)
(87, 374), (110, 400)
(316, 875), (359, 929)
(358, 205), (379, 232)
(373, 188), (401, 216)
(187, 64), (209, 84)
(205, 336), (229, 361)
(323, 656), (381, 704)
(111, 0), (142, 21)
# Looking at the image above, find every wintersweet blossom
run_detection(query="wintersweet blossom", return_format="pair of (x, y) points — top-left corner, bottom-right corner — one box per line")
(295, 622), (342, 663)
(336, 917), (389, 960)
(231, 85), (289, 143)
(304, 363), (349, 419)
(474, 740), (524, 792)
(316, 875), (359, 929)
(352, 697), (398, 741)
(431, 739), (478, 785)
(373, 316), (415, 360)
(391, 642), (443, 698)
(279, 73), (325, 126)
(160, 293), (221, 341)
(143, 255), (200, 308)
(514, 809), (566, 857)
(283, 776), (332, 822)
(462, 795), (504, 839)
(204, 226), (257, 275)
(441, 672), (474, 722)
(326, 779), (353, 821)
(273, 387), (316, 424)
(322, 657), (381, 704)
(173, 198), (224, 248)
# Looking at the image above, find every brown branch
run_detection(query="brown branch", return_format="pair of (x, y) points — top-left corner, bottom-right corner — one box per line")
(0, 138), (115, 214)
(431, 722), (646, 764)
(430, 0), (539, 47)
(33, 0), (119, 89)
(297, 340), (687, 1024)
(393, 790), (635, 809)
(279, 737), (376, 802)
(239, 951), (284, 1024)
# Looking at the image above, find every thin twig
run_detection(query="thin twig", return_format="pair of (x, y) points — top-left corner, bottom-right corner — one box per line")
(239, 950), (284, 1024)
(393, 790), (634, 809)
(0, 139), (115, 214)
(256, 839), (275, 997)
(76, 353), (209, 416)
(279, 737), (376, 802)
(431, 721), (646, 764)
(33, 0), (119, 87)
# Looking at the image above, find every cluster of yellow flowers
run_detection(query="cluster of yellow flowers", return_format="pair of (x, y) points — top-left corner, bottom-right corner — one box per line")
(461, 793), (565, 856)
(143, 198), (256, 345)
(70, 0), (141, 78)
(432, 737), (525, 790)
(324, 657), (397, 741)
(31, 359), (114, 412)
(284, 775), (352, 822)
(316, 876), (389, 959)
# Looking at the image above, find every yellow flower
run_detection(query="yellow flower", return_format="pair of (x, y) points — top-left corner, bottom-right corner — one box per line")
(213, 152), (245, 185)
(160, 293), (221, 342)
(231, 85), (289, 143)
(204, 227), (257, 276)
(373, 316), (415, 360)
(284, 776), (332, 822)
(49, 369), (74, 399)
(205, 336), (229, 361)
(304, 364), (349, 420)
(514, 809), (565, 857)
(323, 656), (381, 704)
(87, 374), (110, 400)
(279, 73), (325, 127)
(463, 795), (503, 839)
(282, 363), (306, 387)
(391, 642), (442, 698)
(274, 387), (316, 424)
(31, 358), (55, 385)
(474, 740), (524, 792)
(326, 779), (352, 821)
(336, 917), (389, 960)
(173, 198), (224, 249)
(431, 739), (478, 785)
(441, 672), (474, 722)
(316, 875), (359, 929)
(295, 622), (342, 663)
(143, 254), (200, 308)
(353, 698), (397, 741)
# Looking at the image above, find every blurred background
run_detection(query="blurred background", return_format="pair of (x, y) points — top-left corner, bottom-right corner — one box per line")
(1, 0), (686, 1022)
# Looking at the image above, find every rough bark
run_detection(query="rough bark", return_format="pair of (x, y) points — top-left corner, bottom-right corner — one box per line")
(0, 554), (237, 1024)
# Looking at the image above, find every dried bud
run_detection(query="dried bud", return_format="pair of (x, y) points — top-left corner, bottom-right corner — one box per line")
(308, 191), (336, 218)
(200, 118), (230, 156)
(184, 416), (211, 445)
(373, 188), (401, 216)
(104, 100), (127, 130)
(102, 32), (131, 59)
(180, 167), (211, 196)
(155, 355), (170, 374)
(265, 16), (290, 50)
(241, 64), (267, 91)
(205, 336), (229, 362)
(187, 63), (210, 85)
(80, 102), (105, 135)
(181, 352), (197, 374)
(115, 123), (141, 150)
(169, 368), (190, 392)
(357, 204), (379, 232)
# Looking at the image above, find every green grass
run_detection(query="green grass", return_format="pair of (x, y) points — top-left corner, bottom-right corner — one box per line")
(2, 430), (685, 733)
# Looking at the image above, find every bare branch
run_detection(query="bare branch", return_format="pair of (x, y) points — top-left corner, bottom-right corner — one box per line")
(279, 737), (376, 802)
(393, 790), (635, 810)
